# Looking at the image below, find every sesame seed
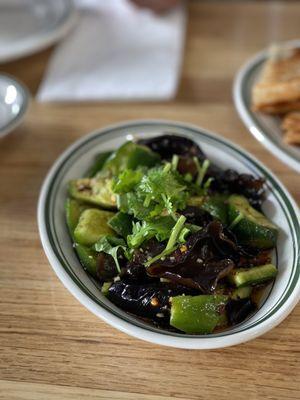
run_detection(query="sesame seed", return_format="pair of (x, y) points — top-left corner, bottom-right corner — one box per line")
(156, 313), (164, 318)
(160, 278), (170, 283)
(151, 297), (159, 307)
(180, 245), (187, 253)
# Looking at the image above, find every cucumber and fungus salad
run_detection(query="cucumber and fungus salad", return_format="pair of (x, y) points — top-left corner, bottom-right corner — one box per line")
(66, 135), (278, 334)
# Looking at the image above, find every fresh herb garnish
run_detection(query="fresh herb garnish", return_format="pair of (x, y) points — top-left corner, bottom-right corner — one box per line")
(114, 165), (189, 220)
(113, 168), (144, 193)
(144, 215), (187, 267)
(94, 236), (128, 273)
(127, 216), (177, 248)
(194, 158), (210, 187)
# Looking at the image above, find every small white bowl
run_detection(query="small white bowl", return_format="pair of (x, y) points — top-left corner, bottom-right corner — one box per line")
(0, 74), (30, 138)
(38, 120), (300, 349)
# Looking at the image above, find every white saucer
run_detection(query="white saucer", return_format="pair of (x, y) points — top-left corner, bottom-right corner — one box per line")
(0, 0), (76, 63)
(0, 74), (30, 138)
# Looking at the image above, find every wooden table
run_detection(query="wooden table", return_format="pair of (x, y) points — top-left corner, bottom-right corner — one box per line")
(1, 1), (299, 399)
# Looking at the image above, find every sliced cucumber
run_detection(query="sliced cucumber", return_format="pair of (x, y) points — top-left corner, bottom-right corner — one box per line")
(228, 195), (278, 248)
(74, 208), (115, 246)
(187, 196), (205, 207)
(108, 212), (133, 238)
(101, 281), (112, 296)
(65, 198), (89, 239)
(228, 264), (277, 287)
(231, 286), (252, 300)
(69, 176), (117, 209)
(102, 141), (160, 175)
(86, 151), (112, 177)
(75, 243), (98, 278)
(170, 295), (228, 334)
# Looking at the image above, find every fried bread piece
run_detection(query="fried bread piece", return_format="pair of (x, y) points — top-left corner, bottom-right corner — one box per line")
(282, 112), (300, 145)
(252, 48), (300, 114)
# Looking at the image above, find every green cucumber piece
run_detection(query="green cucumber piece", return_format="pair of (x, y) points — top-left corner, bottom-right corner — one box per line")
(74, 208), (115, 246)
(228, 264), (277, 287)
(170, 295), (228, 334)
(69, 176), (117, 209)
(108, 212), (133, 238)
(187, 195), (228, 223)
(75, 243), (98, 278)
(231, 286), (252, 300)
(187, 196), (204, 207)
(202, 195), (228, 224)
(102, 141), (160, 175)
(87, 151), (112, 177)
(228, 195), (278, 248)
(65, 198), (89, 239)
(101, 281), (112, 296)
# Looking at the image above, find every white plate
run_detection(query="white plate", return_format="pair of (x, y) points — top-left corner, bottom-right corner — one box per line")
(38, 120), (300, 349)
(0, 73), (29, 138)
(233, 40), (300, 173)
(0, 0), (77, 63)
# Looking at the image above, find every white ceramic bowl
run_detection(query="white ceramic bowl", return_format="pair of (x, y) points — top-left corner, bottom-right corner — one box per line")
(38, 120), (300, 349)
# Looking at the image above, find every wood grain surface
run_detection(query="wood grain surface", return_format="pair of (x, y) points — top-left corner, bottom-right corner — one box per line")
(0, 1), (299, 399)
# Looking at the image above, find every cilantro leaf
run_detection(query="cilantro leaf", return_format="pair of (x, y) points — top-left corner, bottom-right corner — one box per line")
(112, 162), (190, 220)
(137, 166), (187, 204)
(118, 165), (188, 219)
(144, 215), (188, 267)
(117, 192), (152, 220)
(94, 236), (127, 273)
(112, 168), (144, 193)
(127, 216), (176, 248)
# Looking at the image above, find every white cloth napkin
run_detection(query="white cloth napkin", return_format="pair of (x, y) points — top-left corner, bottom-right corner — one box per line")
(37, 0), (186, 101)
